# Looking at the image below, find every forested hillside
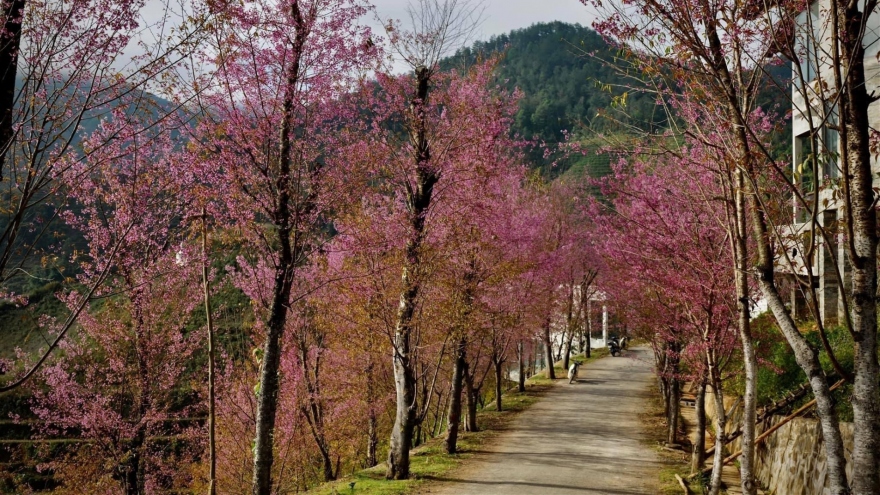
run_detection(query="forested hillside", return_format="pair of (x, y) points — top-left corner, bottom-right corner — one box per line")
(448, 22), (791, 177)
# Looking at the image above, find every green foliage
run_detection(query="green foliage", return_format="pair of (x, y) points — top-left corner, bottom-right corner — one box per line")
(754, 62), (794, 161)
(444, 22), (792, 177)
(742, 314), (854, 421)
(444, 22), (661, 175)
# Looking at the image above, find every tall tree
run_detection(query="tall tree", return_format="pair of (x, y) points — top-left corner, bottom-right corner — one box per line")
(189, 1), (376, 492)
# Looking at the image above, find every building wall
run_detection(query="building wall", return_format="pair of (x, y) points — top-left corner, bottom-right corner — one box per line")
(785, 1), (880, 325)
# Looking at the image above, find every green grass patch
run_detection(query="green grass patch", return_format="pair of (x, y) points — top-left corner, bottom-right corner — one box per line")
(657, 466), (693, 495)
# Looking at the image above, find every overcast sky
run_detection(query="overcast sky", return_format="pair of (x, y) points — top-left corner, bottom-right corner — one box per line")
(371, 0), (597, 42)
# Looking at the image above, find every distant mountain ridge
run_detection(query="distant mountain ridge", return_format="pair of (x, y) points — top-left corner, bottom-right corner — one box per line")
(444, 21), (792, 176)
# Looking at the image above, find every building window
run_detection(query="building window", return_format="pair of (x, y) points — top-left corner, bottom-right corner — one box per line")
(823, 125), (839, 178)
(795, 132), (816, 222)
(795, 1), (821, 82)
(796, 132), (816, 192)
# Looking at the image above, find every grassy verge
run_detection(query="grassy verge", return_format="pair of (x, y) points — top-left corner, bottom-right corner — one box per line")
(306, 382), (550, 495)
(307, 349), (611, 495)
(638, 395), (694, 495)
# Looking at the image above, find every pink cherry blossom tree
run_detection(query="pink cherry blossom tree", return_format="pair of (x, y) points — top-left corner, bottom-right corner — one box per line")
(27, 113), (204, 494)
(185, 1), (377, 491)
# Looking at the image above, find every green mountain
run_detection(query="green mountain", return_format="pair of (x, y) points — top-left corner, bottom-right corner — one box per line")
(446, 22), (792, 177)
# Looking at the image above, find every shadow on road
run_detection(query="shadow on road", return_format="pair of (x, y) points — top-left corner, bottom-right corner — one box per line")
(424, 476), (654, 494)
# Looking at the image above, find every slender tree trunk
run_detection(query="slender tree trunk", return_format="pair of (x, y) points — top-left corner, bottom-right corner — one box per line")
(657, 347), (670, 420)
(320, 444), (334, 482)
(666, 347), (680, 446)
(432, 390), (449, 438)
(585, 330), (591, 359)
(386, 66), (435, 480)
(837, 5), (880, 491)
(444, 337), (467, 454)
(730, 167), (758, 495)
(120, 310), (150, 495)
(708, 375), (727, 495)
(762, 280), (850, 489)
(691, 378), (707, 474)
(563, 331), (575, 372)
(122, 430), (145, 495)
(387, 329), (418, 479)
(517, 341), (526, 392)
(365, 360), (379, 468)
(252, 5), (307, 492)
(463, 368), (478, 432)
(738, 147), (850, 494)
(667, 383), (680, 446)
(366, 409), (378, 468)
(297, 329), (335, 483)
(586, 299), (593, 359)
(542, 314), (555, 379)
(413, 424), (422, 447)
(201, 211), (217, 495)
(494, 359), (503, 412)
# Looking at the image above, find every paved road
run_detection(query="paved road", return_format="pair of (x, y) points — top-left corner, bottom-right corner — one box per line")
(428, 346), (665, 495)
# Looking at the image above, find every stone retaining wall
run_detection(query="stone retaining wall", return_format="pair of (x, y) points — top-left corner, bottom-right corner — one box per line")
(705, 393), (853, 495)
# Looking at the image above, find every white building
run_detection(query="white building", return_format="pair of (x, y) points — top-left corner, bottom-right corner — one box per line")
(781, 0), (880, 324)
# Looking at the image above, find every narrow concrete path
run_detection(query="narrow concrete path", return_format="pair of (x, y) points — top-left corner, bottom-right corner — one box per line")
(427, 346), (666, 495)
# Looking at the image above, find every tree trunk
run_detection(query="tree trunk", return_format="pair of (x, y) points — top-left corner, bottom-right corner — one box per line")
(320, 445), (335, 482)
(121, 429), (145, 495)
(252, 6), (307, 491)
(586, 299), (593, 359)
(366, 409), (378, 468)
(708, 376), (726, 495)
(667, 377), (680, 446)
(494, 359), (503, 412)
(463, 368), (478, 432)
(542, 315), (555, 379)
(386, 328), (418, 479)
(200, 211), (218, 495)
(691, 378), (707, 474)
(739, 161), (850, 493)
(444, 337), (467, 454)
(761, 278), (849, 491)
(731, 167), (758, 495)
(413, 424), (423, 447)
(252, 304), (290, 493)
(517, 341), (526, 392)
(562, 330), (575, 372)
(657, 347), (670, 420)
(386, 66), (435, 481)
(837, 4), (880, 491)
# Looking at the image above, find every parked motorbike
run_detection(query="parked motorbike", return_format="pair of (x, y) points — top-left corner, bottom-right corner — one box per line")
(608, 337), (621, 357)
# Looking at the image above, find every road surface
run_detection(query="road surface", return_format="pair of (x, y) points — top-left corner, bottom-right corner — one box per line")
(429, 346), (666, 495)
